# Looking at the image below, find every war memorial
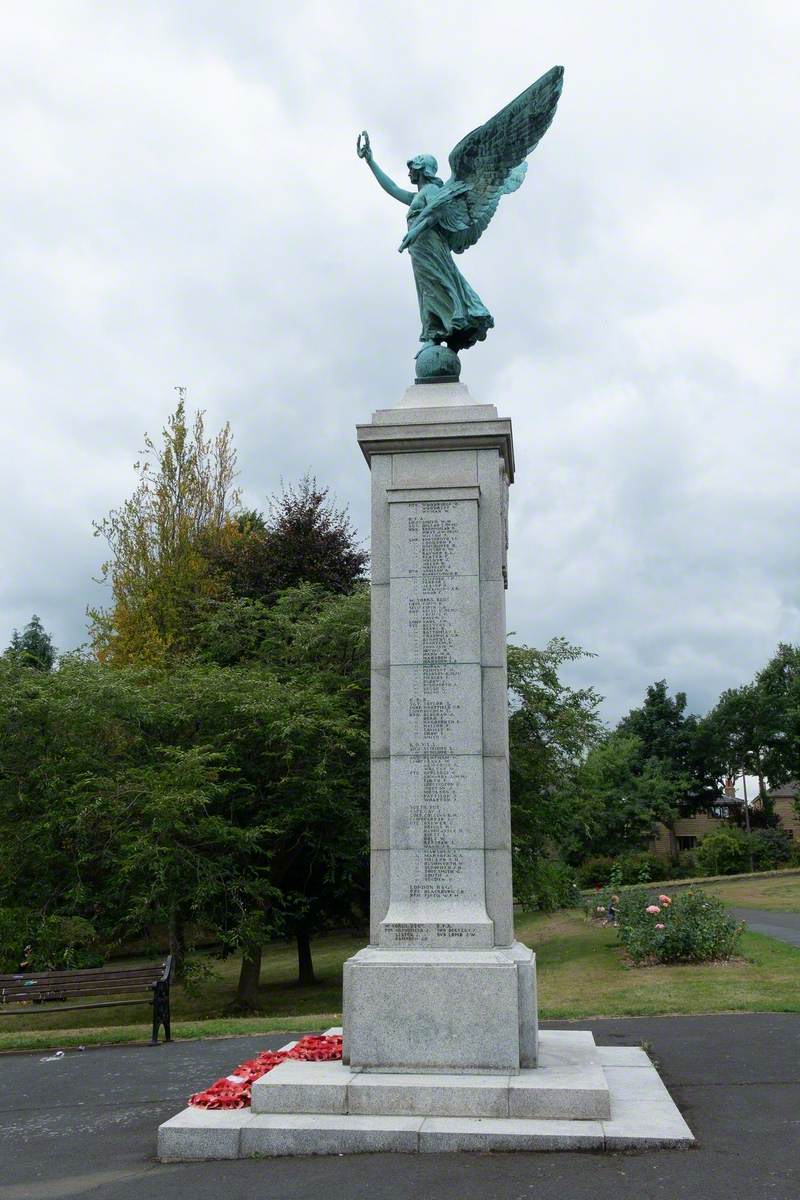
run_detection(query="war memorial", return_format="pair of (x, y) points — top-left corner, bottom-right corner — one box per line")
(159, 65), (694, 1158)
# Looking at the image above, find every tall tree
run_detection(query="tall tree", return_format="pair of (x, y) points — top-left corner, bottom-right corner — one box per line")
(507, 637), (604, 892)
(5, 615), (56, 670)
(567, 732), (687, 859)
(89, 395), (240, 665)
(753, 643), (800, 788)
(702, 643), (800, 821)
(617, 680), (717, 813)
(192, 584), (371, 1004)
(703, 683), (773, 815)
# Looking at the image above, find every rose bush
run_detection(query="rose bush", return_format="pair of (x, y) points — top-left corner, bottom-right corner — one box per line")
(613, 887), (742, 966)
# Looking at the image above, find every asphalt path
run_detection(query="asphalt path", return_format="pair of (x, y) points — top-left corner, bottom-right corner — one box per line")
(1, 1012), (800, 1200)
(732, 906), (800, 948)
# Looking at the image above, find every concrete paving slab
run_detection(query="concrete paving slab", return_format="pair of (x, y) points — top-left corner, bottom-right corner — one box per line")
(508, 1063), (610, 1119)
(536, 1028), (600, 1067)
(601, 1062), (693, 1149)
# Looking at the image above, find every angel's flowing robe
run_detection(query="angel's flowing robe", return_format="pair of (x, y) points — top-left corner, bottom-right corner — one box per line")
(407, 188), (493, 352)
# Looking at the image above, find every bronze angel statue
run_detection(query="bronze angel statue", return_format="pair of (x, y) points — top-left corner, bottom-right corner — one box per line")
(357, 65), (564, 380)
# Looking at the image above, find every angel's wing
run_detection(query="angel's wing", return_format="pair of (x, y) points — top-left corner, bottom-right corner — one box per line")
(436, 65), (564, 254)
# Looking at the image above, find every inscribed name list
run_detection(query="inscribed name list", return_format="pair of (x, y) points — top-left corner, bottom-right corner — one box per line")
(389, 499), (485, 915)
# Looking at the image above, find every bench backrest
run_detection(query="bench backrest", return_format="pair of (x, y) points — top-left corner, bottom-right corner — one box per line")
(0, 958), (172, 1004)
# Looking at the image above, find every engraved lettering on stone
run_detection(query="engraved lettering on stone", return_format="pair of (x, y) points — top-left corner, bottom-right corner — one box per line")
(387, 499), (488, 943)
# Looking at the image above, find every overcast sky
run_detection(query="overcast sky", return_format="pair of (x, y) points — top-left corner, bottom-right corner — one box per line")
(2, 1), (798, 723)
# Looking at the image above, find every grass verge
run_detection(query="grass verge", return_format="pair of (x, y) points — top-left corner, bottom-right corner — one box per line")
(582, 867), (800, 905)
(519, 910), (800, 1019)
(701, 873), (800, 912)
(0, 1014), (339, 1054)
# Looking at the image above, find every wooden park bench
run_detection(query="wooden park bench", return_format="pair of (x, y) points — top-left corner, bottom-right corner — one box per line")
(0, 956), (174, 1044)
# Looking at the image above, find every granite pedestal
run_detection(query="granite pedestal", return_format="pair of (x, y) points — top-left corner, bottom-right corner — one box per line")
(345, 384), (534, 1074)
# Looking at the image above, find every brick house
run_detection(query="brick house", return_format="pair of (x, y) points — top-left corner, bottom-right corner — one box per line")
(650, 778), (800, 860)
(759, 780), (800, 838)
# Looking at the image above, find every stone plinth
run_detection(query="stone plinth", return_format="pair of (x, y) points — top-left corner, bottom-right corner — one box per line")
(344, 383), (534, 1073)
(158, 1030), (695, 1159)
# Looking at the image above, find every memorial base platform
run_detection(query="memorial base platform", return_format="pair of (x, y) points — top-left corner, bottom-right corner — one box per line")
(157, 1028), (694, 1159)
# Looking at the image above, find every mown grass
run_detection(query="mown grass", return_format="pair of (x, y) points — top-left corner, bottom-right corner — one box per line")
(3, 909), (798, 1052)
(0, 1015), (339, 1053)
(517, 910), (800, 1019)
(700, 872), (800, 912)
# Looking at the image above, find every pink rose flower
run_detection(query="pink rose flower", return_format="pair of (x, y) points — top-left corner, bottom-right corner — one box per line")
(646, 904), (661, 914)
(655, 922), (665, 929)
(659, 894), (672, 905)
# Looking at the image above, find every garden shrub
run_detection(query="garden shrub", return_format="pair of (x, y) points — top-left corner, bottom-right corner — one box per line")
(576, 856), (615, 888)
(0, 907), (104, 973)
(515, 857), (579, 912)
(615, 887), (742, 965)
(617, 852), (663, 884)
(750, 827), (793, 870)
(576, 852), (664, 889)
(696, 827), (751, 876)
(666, 851), (699, 879)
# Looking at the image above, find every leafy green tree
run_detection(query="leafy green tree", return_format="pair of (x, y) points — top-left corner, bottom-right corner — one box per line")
(192, 584), (370, 1004)
(89, 395), (240, 665)
(67, 745), (274, 981)
(695, 827), (752, 876)
(0, 619), (370, 999)
(702, 643), (800, 823)
(5, 615), (56, 670)
(507, 637), (604, 903)
(617, 680), (718, 813)
(753, 643), (800, 789)
(567, 732), (687, 860)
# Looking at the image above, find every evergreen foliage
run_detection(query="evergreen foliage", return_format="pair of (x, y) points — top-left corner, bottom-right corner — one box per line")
(5, 614), (56, 671)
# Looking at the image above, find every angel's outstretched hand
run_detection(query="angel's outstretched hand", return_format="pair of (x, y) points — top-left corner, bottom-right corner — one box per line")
(356, 130), (372, 161)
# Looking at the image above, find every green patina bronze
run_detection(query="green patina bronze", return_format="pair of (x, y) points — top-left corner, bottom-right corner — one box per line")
(357, 65), (564, 381)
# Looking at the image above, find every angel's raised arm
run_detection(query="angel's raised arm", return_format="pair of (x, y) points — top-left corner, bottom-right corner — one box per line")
(357, 132), (413, 206)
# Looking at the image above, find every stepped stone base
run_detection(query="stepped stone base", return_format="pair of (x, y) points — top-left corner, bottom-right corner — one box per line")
(157, 1029), (694, 1159)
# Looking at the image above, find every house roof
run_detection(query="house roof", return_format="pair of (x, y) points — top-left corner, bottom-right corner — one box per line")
(766, 780), (799, 798)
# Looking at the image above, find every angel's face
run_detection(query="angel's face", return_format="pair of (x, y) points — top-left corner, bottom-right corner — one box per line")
(408, 165), (421, 184)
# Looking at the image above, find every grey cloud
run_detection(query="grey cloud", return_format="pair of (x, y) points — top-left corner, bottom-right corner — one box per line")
(2, 1), (798, 723)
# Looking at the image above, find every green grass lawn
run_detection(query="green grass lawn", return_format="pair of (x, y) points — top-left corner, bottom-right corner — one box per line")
(3, 907), (799, 1052)
(519, 910), (800, 1019)
(699, 872), (800, 912)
